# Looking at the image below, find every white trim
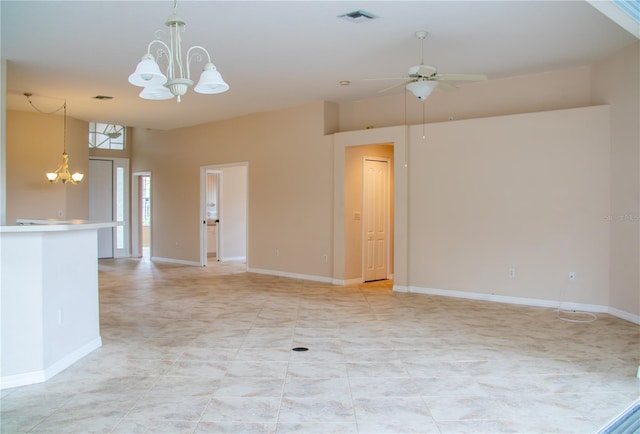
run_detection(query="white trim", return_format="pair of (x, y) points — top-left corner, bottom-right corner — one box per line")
(248, 267), (333, 284)
(403, 285), (610, 313)
(0, 337), (101, 390)
(608, 307), (640, 325)
(151, 256), (201, 267)
(131, 171), (151, 259)
(219, 256), (246, 262)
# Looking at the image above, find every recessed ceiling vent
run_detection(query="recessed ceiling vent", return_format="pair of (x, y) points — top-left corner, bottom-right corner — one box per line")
(338, 10), (378, 23)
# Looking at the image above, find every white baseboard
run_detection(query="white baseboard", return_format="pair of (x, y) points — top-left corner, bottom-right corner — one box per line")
(0, 337), (102, 390)
(248, 267), (333, 284)
(608, 307), (640, 325)
(403, 285), (611, 314)
(220, 256), (246, 262)
(151, 256), (201, 266)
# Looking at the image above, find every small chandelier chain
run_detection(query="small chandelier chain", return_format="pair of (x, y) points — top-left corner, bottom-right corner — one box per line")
(63, 101), (67, 153)
(24, 93), (65, 115)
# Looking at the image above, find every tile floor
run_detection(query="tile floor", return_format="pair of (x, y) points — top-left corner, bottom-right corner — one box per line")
(1, 257), (639, 434)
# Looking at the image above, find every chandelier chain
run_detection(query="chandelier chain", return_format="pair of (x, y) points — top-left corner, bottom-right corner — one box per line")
(24, 93), (65, 115)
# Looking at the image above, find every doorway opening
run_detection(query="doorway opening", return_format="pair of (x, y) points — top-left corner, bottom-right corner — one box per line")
(132, 172), (151, 259)
(200, 163), (248, 268)
(89, 157), (130, 258)
(342, 144), (394, 284)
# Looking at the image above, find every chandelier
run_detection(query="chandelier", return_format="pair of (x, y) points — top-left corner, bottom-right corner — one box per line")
(24, 93), (84, 184)
(128, 0), (229, 102)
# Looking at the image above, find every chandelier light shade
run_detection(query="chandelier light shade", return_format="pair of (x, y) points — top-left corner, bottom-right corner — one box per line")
(406, 80), (438, 100)
(128, 1), (229, 102)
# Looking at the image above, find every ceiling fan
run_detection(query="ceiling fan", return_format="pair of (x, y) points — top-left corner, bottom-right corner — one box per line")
(369, 31), (487, 100)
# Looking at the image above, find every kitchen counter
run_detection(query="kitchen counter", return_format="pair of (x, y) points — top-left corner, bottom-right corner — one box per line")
(0, 220), (115, 389)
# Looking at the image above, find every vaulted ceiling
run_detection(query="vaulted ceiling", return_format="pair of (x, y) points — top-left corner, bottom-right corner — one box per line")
(2, 1), (637, 130)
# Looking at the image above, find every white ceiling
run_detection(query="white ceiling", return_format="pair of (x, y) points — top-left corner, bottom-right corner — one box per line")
(2, 1), (637, 130)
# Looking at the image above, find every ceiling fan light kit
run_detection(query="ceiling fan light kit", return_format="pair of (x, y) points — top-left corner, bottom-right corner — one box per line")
(406, 80), (438, 100)
(128, 0), (229, 102)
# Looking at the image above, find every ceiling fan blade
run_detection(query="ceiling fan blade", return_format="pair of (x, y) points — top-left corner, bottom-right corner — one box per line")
(436, 81), (457, 91)
(436, 73), (487, 81)
(364, 77), (409, 81)
(378, 81), (411, 93)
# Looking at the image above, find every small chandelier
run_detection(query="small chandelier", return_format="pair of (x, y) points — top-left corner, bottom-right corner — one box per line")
(24, 93), (84, 185)
(46, 102), (84, 184)
(128, 0), (229, 102)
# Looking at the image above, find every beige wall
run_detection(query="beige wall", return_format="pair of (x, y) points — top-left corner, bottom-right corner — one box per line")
(408, 106), (611, 306)
(591, 41), (640, 316)
(131, 102), (334, 277)
(4, 42), (638, 320)
(6, 110), (89, 224)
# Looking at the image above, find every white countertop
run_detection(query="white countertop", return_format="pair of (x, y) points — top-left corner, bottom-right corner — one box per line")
(0, 219), (116, 233)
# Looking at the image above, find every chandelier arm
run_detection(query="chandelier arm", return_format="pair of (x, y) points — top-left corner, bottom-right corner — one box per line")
(185, 45), (212, 78)
(147, 39), (172, 76)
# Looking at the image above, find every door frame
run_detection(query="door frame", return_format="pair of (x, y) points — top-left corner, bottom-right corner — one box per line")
(131, 171), (151, 258)
(200, 162), (249, 267)
(362, 156), (391, 281)
(89, 157), (130, 258)
(333, 126), (407, 288)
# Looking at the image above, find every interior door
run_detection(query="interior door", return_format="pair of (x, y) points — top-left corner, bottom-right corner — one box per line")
(363, 158), (389, 281)
(89, 159), (114, 258)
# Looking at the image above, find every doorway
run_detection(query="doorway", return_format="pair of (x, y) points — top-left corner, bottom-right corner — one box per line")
(341, 143), (394, 284)
(89, 157), (129, 258)
(132, 172), (151, 259)
(200, 163), (248, 267)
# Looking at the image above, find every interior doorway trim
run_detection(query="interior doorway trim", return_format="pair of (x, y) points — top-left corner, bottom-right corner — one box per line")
(131, 171), (151, 258)
(332, 126), (408, 290)
(199, 162), (249, 268)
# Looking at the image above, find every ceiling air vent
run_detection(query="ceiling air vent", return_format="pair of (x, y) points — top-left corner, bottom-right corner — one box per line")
(338, 10), (378, 23)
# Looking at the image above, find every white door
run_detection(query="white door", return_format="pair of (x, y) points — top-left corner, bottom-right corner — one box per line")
(363, 158), (389, 281)
(89, 159), (113, 258)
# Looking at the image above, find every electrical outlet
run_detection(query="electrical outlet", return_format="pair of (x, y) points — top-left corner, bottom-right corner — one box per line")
(508, 268), (516, 278)
(323, 254), (328, 263)
(275, 249), (280, 257)
(569, 272), (576, 281)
